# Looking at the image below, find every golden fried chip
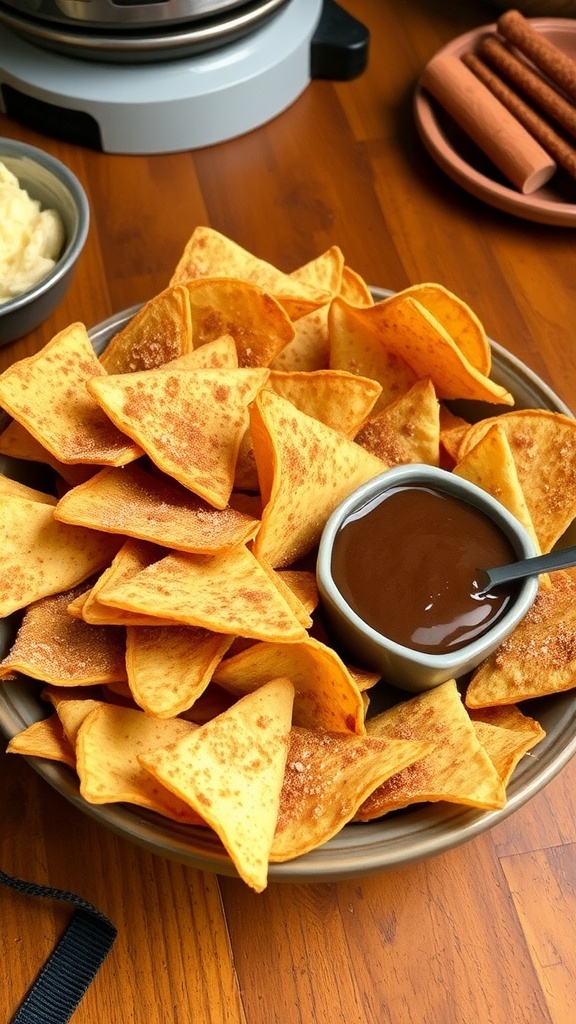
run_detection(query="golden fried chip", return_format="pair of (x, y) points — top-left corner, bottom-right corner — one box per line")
(454, 422), (542, 555)
(88, 367), (269, 509)
(339, 265), (374, 306)
(54, 463), (260, 553)
(290, 246), (344, 294)
(466, 568), (576, 707)
(256, 559), (313, 629)
(0, 323), (143, 466)
(170, 226), (331, 320)
(250, 389), (385, 568)
(270, 726), (432, 861)
(7, 714), (76, 768)
(78, 539), (176, 627)
(276, 569), (319, 616)
(98, 545), (309, 642)
(396, 283), (491, 375)
(457, 409), (576, 552)
(269, 368), (381, 437)
(139, 677), (295, 892)
(126, 624), (233, 718)
(469, 705), (545, 785)
(270, 306), (330, 372)
(354, 679), (506, 818)
(213, 635), (365, 734)
(329, 295), (419, 409)
(354, 376), (440, 467)
(182, 278), (296, 367)
(169, 334), (238, 370)
(334, 295), (513, 406)
(0, 473), (56, 505)
(0, 582), (126, 685)
(76, 703), (205, 824)
(42, 688), (107, 747)
(99, 285), (193, 374)
(0, 494), (122, 617)
(439, 404), (470, 466)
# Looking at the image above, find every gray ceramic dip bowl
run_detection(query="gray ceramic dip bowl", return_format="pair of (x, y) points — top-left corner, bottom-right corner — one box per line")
(317, 463), (539, 693)
(0, 138), (89, 346)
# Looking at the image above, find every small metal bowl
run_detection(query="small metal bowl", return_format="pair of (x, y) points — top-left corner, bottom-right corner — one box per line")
(0, 138), (89, 346)
(317, 464), (540, 693)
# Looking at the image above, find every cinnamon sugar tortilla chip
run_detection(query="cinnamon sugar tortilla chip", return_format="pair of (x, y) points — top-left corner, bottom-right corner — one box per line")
(269, 368), (382, 437)
(270, 306), (330, 372)
(182, 278), (296, 368)
(170, 226), (331, 320)
(469, 705), (545, 785)
(454, 422), (542, 555)
(336, 295), (513, 406)
(7, 714), (76, 768)
(139, 677), (295, 892)
(466, 568), (576, 707)
(0, 473), (56, 505)
(213, 636), (366, 734)
(270, 726), (432, 861)
(43, 689), (106, 748)
(75, 703), (205, 825)
(87, 366), (269, 509)
(277, 569), (319, 617)
(169, 334), (238, 370)
(0, 582), (126, 685)
(126, 624), (233, 718)
(0, 419), (95, 486)
(99, 285), (193, 374)
(397, 283), (491, 375)
(339, 266), (374, 306)
(457, 409), (576, 553)
(439, 404), (470, 466)
(0, 494), (122, 617)
(329, 295), (419, 410)
(354, 377), (440, 467)
(77, 539), (176, 627)
(98, 545), (309, 642)
(290, 246), (344, 295)
(0, 323), (142, 466)
(54, 463), (260, 553)
(250, 389), (385, 568)
(354, 680), (507, 818)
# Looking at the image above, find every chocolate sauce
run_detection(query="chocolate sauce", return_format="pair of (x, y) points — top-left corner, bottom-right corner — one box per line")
(330, 485), (518, 654)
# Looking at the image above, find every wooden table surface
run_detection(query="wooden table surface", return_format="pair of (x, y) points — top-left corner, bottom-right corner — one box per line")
(1, 1), (576, 1021)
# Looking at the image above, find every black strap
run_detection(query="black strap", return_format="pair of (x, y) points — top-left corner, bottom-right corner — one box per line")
(1, 869), (117, 1024)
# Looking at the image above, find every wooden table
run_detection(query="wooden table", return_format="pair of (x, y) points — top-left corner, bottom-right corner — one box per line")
(1, 1), (576, 1021)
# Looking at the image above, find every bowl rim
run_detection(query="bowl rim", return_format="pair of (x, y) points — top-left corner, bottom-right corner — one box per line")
(0, 137), (90, 315)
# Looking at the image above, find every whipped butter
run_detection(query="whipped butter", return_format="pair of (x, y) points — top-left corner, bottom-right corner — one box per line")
(0, 160), (65, 304)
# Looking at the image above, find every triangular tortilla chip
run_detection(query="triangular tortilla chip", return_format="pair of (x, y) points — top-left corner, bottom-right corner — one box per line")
(99, 286), (193, 374)
(269, 368), (381, 437)
(270, 726), (432, 861)
(0, 473), (57, 505)
(77, 539), (176, 627)
(270, 305), (331, 372)
(212, 635), (365, 734)
(354, 680), (506, 818)
(250, 389), (385, 568)
(290, 246), (344, 294)
(0, 323), (143, 465)
(126, 624), (233, 718)
(466, 568), (576, 707)
(170, 226), (330, 320)
(7, 714), (76, 768)
(454, 422), (542, 556)
(329, 295), (419, 410)
(0, 494), (122, 617)
(469, 705), (545, 785)
(75, 703), (205, 824)
(42, 688), (106, 748)
(87, 367), (269, 509)
(139, 677), (295, 891)
(53, 463), (260, 553)
(457, 409), (576, 553)
(183, 278), (296, 367)
(396, 282), (491, 375)
(169, 334), (238, 370)
(0, 418), (95, 486)
(339, 265), (374, 306)
(0, 582), (126, 684)
(98, 545), (309, 642)
(354, 376), (440, 467)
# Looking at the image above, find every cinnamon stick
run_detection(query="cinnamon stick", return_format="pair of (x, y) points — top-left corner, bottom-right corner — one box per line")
(463, 52), (576, 182)
(421, 53), (556, 194)
(498, 9), (576, 103)
(478, 34), (576, 140)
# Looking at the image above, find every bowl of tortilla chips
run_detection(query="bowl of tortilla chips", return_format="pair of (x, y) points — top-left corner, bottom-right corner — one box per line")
(1, 228), (576, 893)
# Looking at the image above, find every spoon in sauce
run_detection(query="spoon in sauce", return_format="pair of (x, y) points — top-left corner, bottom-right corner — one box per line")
(478, 543), (576, 595)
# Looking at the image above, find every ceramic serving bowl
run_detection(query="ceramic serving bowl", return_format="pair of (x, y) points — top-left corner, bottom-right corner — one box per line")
(317, 464), (540, 693)
(0, 138), (89, 346)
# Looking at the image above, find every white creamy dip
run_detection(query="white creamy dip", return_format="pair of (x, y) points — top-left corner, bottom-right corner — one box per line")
(0, 160), (65, 304)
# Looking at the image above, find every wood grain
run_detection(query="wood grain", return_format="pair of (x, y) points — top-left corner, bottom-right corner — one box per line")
(1, 2), (576, 1021)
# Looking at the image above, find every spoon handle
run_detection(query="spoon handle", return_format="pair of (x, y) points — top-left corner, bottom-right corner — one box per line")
(485, 543), (576, 589)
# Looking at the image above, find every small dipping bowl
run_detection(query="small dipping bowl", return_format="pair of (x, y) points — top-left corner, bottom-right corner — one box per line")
(316, 464), (540, 693)
(0, 138), (90, 346)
